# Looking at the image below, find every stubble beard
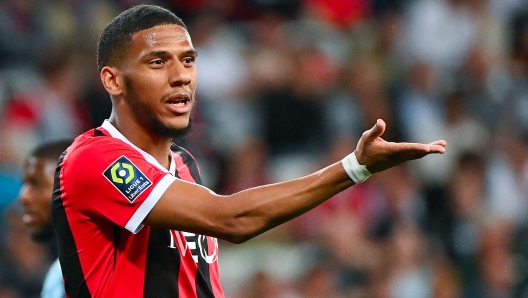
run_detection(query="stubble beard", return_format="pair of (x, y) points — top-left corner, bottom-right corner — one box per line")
(31, 220), (55, 243)
(124, 76), (194, 140)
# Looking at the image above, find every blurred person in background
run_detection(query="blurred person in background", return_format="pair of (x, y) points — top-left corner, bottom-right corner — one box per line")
(234, 270), (299, 298)
(394, 60), (447, 186)
(51, 5), (445, 297)
(399, 0), (477, 72)
(0, 0), (52, 68)
(386, 224), (433, 298)
(35, 52), (89, 143)
(485, 126), (528, 226)
(295, 264), (341, 298)
(0, 50), (89, 180)
(435, 152), (489, 294)
(252, 47), (338, 182)
(468, 219), (515, 297)
(19, 139), (73, 298)
(0, 203), (50, 298)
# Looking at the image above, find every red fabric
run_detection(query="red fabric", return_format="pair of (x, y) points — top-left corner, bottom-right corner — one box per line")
(56, 127), (224, 297)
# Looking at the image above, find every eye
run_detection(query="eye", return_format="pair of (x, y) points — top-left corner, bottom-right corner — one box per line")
(149, 59), (165, 67)
(182, 57), (195, 67)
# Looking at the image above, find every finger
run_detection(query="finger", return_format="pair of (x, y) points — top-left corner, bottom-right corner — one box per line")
(388, 142), (442, 154)
(428, 140), (447, 147)
(396, 141), (446, 154)
(426, 140), (447, 154)
(427, 144), (446, 154)
(363, 119), (386, 143)
(407, 143), (445, 154)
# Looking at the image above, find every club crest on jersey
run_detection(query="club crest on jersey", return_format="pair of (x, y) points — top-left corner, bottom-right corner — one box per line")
(102, 156), (152, 203)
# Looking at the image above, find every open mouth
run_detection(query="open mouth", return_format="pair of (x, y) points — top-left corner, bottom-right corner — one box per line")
(167, 97), (189, 107)
(165, 94), (191, 113)
(166, 94), (191, 106)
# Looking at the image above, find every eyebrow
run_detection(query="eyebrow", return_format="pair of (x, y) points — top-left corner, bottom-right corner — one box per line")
(147, 49), (198, 57)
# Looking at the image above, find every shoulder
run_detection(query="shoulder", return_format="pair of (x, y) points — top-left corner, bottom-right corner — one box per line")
(60, 129), (151, 187)
(64, 129), (141, 166)
(68, 128), (131, 155)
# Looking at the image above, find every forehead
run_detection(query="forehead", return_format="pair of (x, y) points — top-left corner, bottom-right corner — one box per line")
(24, 157), (56, 178)
(131, 24), (193, 51)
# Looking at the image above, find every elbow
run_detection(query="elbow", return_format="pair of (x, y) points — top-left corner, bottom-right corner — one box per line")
(212, 200), (268, 244)
(224, 234), (250, 244)
(218, 218), (262, 244)
(224, 231), (259, 244)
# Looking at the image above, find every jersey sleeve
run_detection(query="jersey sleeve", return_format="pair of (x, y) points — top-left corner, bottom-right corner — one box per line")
(61, 138), (176, 233)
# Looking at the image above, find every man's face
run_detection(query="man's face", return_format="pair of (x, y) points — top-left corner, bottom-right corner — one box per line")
(19, 157), (56, 241)
(119, 24), (198, 138)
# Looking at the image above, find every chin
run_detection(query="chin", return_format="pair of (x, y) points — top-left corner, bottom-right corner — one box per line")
(170, 121), (190, 131)
(154, 118), (193, 140)
(30, 222), (55, 242)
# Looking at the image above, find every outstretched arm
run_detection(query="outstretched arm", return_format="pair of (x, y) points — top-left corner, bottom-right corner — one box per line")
(143, 119), (446, 243)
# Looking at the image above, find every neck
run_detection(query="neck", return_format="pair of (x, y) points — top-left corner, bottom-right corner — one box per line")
(109, 114), (172, 169)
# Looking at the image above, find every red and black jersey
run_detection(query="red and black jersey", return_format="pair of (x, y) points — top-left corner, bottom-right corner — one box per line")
(51, 120), (224, 298)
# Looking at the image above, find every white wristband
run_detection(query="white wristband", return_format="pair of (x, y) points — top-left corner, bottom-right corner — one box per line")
(341, 152), (371, 184)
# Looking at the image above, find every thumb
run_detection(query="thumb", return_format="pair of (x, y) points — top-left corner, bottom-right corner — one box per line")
(363, 119), (386, 143)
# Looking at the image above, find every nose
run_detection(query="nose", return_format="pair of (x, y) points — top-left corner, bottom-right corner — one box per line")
(18, 185), (31, 207)
(169, 60), (192, 87)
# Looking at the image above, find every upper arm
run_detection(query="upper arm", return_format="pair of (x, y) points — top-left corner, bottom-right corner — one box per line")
(143, 179), (237, 240)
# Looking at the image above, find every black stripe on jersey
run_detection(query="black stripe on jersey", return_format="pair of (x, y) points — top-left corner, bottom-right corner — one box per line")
(196, 236), (215, 298)
(171, 144), (202, 185)
(93, 128), (105, 137)
(51, 151), (92, 298)
(113, 225), (121, 270)
(171, 145), (215, 298)
(143, 228), (181, 298)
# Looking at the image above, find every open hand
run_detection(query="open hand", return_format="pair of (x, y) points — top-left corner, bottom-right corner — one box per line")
(355, 119), (446, 173)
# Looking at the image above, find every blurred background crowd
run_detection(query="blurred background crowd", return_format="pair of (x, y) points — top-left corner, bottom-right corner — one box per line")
(1, 0), (528, 297)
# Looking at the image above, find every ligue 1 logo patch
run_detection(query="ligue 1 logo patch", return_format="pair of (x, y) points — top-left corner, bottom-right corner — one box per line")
(103, 156), (152, 203)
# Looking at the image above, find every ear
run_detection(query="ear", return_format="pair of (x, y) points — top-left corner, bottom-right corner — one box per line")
(100, 66), (123, 97)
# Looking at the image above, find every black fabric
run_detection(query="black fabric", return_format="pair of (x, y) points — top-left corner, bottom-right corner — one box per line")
(51, 151), (92, 298)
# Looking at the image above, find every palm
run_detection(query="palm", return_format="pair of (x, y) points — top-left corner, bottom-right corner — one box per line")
(355, 119), (446, 173)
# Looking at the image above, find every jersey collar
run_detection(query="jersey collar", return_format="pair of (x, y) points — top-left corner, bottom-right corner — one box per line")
(101, 120), (176, 175)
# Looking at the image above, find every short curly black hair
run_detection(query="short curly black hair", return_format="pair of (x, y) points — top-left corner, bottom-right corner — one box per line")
(30, 139), (73, 160)
(97, 5), (187, 72)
